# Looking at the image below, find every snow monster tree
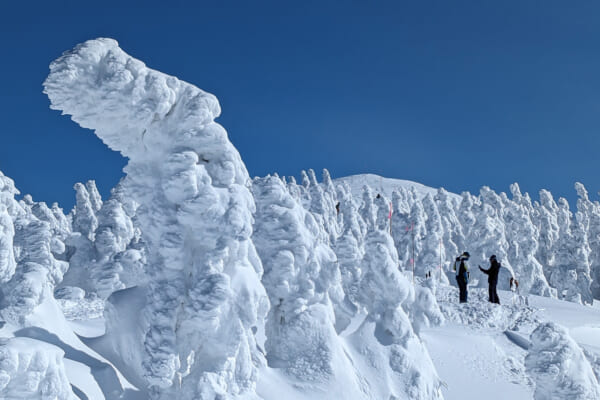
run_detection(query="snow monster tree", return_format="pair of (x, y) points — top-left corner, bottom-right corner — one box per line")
(44, 38), (269, 399)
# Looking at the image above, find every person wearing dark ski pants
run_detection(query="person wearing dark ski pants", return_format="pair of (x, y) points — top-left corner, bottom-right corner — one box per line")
(479, 255), (501, 304)
(454, 252), (470, 303)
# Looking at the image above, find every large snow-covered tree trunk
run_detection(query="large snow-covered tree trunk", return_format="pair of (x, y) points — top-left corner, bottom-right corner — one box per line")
(44, 38), (268, 399)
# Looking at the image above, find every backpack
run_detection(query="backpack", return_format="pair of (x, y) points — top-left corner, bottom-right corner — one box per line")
(453, 259), (461, 276)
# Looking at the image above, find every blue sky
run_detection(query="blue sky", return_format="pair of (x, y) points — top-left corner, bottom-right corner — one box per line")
(1, 1), (600, 210)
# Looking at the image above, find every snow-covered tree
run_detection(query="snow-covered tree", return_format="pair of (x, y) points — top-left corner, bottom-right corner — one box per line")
(334, 187), (366, 310)
(72, 182), (97, 241)
(550, 199), (593, 304)
(86, 180), (103, 213)
(390, 189), (413, 270)
(536, 189), (560, 277)
(0, 337), (77, 399)
(419, 194), (448, 283)
(2, 218), (69, 324)
(252, 175), (342, 381)
(435, 187), (463, 267)
(504, 184), (552, 296)
(525, 322), (600, 400)
(358, 185), (377, 230)
(408, 195), (427, 278)
(571, 212), (593, 304)
(469, 187), (511, 288)
(88, 198), (137, 298)
(0, 173), (20, 284)
(45, 38), (269, 399)
(588, 198), (600, 300)
(306, 168), (338, 243)
(457, 191), (477, 243)
(355, 190), (444, 399)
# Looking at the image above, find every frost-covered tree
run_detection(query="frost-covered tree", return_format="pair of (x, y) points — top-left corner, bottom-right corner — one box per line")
(252, 175), (342, 381)
(0, 337), (77, 399)
(504, 183), (552, 296)
(334, 187), (366, 309)
(0, 173), (20, 284)
(0, 172), (70, 324)
(588, 199), (600, 300)
(574, 182), (593, 231)
(354, 191), (444, 399)
(408, 195), (427, 277)
(419, 194), (448, 283)
(0, 204), (16, 284)
(306, 168), (338, 243)
(2, 218), (69, 324)
(536, 189), (560, 278)
(525, 322), (600, 400)
(299, 170), (312, 208)
(88, 198), (138, 298)
(285, 175), (303, 201)
(60, 183), (99, 293)
(45, 38), (269, 399)
(435, 187), (463, 266)
(571, 212), (593, 304)
(457, 191), (477, 243)
(72, 182), (97, 241)
(550, 199), (593, 304)
(469, 187), (512, 288)
(358, 185), (377, 230)
(391, 189), (413, 270)
(86, 180), (103, 213)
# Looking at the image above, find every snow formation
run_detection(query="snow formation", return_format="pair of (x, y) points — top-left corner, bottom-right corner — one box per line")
(0, 37), (598, 399)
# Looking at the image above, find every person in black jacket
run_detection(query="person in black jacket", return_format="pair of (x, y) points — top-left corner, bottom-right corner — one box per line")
(479, 255), (501, 304)
(454, 252), (470, 303)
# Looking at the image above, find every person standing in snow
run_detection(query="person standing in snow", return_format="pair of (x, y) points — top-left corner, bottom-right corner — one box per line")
(479, 255), (501, 304)
(453, 252), (470, 303)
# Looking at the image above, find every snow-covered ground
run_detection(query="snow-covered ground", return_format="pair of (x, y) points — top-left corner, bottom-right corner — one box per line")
(423, 285), (600, 400)
(3, 284), (598, 399)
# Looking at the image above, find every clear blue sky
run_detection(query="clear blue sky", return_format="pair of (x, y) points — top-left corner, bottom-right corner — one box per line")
(1, 1), (600, 210)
